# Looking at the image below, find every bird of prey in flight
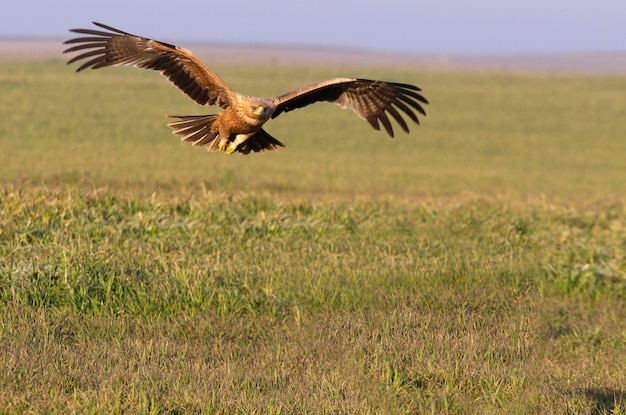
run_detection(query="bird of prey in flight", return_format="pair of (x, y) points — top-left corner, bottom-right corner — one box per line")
(63, 22), (428, 155)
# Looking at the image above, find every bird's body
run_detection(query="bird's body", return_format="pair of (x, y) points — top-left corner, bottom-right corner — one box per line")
(63, 22), (428, 154)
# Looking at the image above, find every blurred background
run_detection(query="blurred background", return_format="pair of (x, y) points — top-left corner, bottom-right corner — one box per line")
(2, 0), (625, 55)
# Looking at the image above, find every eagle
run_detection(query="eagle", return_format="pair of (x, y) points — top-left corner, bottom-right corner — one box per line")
(63, 22), (428, 154)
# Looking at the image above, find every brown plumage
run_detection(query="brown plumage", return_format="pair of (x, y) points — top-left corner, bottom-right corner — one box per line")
(63, 22), (428, 154)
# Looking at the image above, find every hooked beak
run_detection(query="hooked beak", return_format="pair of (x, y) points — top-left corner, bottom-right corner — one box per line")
(254, 105), (267, 117)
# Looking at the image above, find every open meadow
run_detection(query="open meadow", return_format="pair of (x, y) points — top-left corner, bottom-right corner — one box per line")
(0, 58), (625, 414)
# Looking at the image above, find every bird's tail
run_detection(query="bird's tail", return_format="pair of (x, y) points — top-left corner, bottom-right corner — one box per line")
(166, 114), (285, 154)
(166, 114), (222, 151)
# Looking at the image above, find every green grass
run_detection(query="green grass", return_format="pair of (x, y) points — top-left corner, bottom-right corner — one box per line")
(2, 61), (625, 198)
(0, 60), (625, 414)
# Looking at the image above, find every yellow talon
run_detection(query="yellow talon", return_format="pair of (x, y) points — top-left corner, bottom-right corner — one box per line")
(226, 143), (237, 154)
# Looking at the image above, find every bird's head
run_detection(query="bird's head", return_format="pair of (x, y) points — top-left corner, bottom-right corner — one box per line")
(250, 100), (273, 120)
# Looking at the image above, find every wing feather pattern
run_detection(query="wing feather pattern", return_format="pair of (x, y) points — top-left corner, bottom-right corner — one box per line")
(272, 78), (428, 137)
(63, 22), (233, 108)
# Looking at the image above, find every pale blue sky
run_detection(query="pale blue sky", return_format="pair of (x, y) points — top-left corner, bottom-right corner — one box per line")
(3, 0), (625, 54)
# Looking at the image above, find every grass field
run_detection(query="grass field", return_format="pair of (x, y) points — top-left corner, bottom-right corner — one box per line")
(0, 60), (625, 414)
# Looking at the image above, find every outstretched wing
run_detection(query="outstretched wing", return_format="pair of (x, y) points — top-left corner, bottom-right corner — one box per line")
(63, 22), (233, 108)
(272, 78), (428, 137)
